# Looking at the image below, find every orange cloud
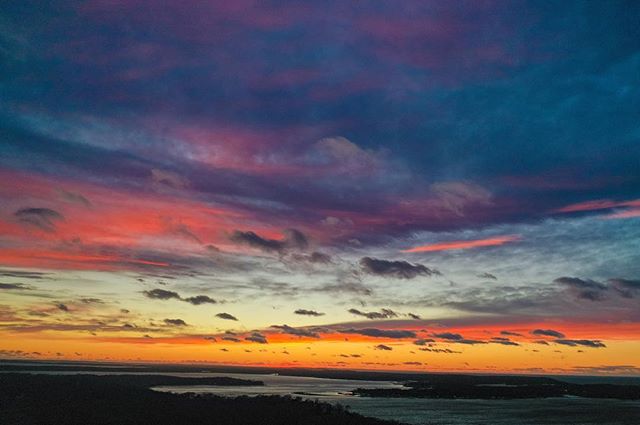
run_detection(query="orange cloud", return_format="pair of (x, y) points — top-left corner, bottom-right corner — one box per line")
(402, 235), (520, 253)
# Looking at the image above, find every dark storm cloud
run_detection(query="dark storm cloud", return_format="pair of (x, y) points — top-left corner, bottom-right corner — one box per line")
(183, 295), (217, 305)
(531, 329), (565, 338)
(229, 228), (308, 253)
(554, 339), (606, 348)
(271, 324), (320, 338)
(164, 318), (188, 326)
(360, 257), (438, 279)
(14, 208), (64, 232)
(554, 277), (608, 301)
(215, 313), (238, 321)
(339, 328), (416, 339)
(143, 289), (181, 300)
(294, 309), (325, 317)
(374, 344), (393, 351)
(348, 308), (398, 320)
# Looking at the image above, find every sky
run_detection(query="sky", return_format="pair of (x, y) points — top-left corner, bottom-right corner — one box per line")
(1, 0), (639, 375)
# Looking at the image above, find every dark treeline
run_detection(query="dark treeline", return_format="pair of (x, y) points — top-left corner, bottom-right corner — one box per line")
(0, 373), (399, 425)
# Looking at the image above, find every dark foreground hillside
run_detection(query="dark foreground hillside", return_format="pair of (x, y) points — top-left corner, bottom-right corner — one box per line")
(0, 374), (399, 425)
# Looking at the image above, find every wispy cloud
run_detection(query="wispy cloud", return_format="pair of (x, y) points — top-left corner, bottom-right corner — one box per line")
(403, 235), (520, 253)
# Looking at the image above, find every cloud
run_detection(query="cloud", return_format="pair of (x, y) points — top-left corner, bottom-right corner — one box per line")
(432, 332), (463, 341)
(245, 332), (268, 344)
(58, 189), (91, 207)
(0, 270), (48, 279)
(407, 313), (421, 320)
(54, 303), (69, 312)
(313, 281), (372, 296)
(554, 277), (608, 301)
(571, 365), (640, 374)
(500, 331), (523, 337)
(608, 278), (640, 298)
(183, 295), (217, 305)
(339, 328), (416, 339)
(294, 309), (325, 317)
(490, 337), (520, 346)
(403, 235), (519, 253)
(163, 318), (188, 326)
(271, 324), (320, 338)
(374, 344), (393, 351)
(144, 289), (217, 305)
(419, 348), (461, 354)
(431, 332), (485, 344)
(290, 252), (332, 264)
(554, 339), (606, 348)
(79, 297), (104, 304)
(531, 329), (566, 338)
(14, 208), (64, 232)
(229, 228), (308, 253)
(478, 273), (498, 280)
(348, 308), (398, 320)
(283, 229), (309, 250)
(0, 283), (31, 290)
(359, 257), (438, 279)
(143, 288), (181, 300)
(413, 339), (435, 346)
(215, 312), (238, 321)
(151, 168), (189, 189)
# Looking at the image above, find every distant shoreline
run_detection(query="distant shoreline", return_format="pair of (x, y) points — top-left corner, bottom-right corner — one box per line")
(2, 358), (639, 385)
(2, 359), (639, 401)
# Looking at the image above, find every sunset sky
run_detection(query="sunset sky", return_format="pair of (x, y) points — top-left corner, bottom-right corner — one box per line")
(1, 1), (639, 375)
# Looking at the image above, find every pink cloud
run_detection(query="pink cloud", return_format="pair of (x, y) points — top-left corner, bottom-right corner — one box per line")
(557, 199), (640, 215)
(402, 235), (520, 253)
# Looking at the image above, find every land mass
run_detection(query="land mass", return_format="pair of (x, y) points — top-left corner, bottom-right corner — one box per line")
(353, 374), (640, 400)
(0, 373), (398, 425)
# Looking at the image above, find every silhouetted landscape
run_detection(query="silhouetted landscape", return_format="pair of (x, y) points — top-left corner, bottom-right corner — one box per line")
(354, 374), (640, 400)
(0, 373), (397, 425)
